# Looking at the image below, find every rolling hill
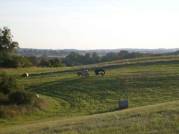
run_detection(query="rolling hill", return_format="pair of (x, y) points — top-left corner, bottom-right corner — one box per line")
(0, 55), (179, 133)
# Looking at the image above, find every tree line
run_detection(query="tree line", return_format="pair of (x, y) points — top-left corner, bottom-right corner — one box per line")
(0, 27), (157, 68)
(12, 50), (146, 67)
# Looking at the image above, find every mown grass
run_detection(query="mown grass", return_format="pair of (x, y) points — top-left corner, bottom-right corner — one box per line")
(1, 100), (179, 134)
(0, 55), (179, 132)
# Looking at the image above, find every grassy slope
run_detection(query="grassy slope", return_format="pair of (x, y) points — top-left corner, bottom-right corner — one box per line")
(1, 100), (179, 134)
(0, 55), (179, 132)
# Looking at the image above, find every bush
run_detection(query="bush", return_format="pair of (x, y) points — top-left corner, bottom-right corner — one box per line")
(0, 73), (19, 95)
(0, 105), (35, 118)
(0, 92), (8, 104)
(0, 73), (41, 118)
(12, 55), (32, 67)
(39, 58), (65, 67)
(0, 74), (37, 105)
(0, 54), (32, 68)
(8, 91), (37, 105)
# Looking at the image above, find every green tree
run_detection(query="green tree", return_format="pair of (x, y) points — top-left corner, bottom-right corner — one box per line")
(91, 52), (100, 63)
(64, 52), (82, 65)
(0, 27), (19, 53)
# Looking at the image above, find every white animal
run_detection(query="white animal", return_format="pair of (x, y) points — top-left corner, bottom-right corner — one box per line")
(36, 94), (40, 98)
(22, 73), (29, 78)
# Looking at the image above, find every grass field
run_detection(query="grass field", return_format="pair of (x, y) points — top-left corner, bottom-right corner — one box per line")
(1, 101), (179, 134)
(0, 55), (179, 133)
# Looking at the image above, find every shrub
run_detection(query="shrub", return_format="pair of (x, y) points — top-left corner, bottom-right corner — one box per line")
(8, 91), (37, 105)
(0, 73), (19, 95)
(39, 58), (65, 67)
(0, 74), (37, 105)
(0, 92), (8, 104)
(0, 105), (33, 118)
(0, 54), (32, 68)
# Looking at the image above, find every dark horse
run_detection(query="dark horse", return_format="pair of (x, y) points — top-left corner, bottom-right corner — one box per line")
(94, 68), (105, 76)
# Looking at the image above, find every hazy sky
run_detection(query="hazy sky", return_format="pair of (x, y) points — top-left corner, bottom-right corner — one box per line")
(1, 0), (179, 49)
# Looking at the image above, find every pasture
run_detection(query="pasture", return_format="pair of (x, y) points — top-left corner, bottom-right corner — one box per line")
(0, 55), (179, 133)
(1, 100), (179, 134)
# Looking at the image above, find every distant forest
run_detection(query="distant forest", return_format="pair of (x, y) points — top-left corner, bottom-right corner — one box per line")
(18, 48), (179, 58)
(16, 48), (179, 67)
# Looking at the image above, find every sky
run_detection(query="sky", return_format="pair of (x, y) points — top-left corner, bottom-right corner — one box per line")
(1, 0), (179, 50)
